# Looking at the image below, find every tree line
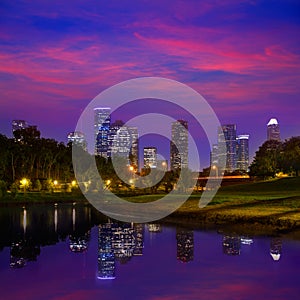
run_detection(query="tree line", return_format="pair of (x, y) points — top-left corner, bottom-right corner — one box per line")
(249, 137), (300, 179)
(0, 127), (73, 195)
(0, 128), (190, 196)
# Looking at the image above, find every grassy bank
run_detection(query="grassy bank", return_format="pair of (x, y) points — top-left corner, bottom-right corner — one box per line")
(0, 191), (87, 206)
(165, 177), (300, 235)
(1, 177), (300, 234)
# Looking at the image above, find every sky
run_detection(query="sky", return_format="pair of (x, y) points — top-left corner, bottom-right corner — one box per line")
(0, 0), (300, 169)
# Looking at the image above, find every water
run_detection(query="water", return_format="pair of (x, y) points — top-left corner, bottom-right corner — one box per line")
(0, 203), (299, 300)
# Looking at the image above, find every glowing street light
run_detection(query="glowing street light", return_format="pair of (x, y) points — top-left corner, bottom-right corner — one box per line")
(71, 180), (76, 187)
(212, 165), (218, 178)
(20, 178), (28, 193)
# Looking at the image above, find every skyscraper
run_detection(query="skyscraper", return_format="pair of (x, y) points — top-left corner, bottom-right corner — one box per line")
(94, 107), (111, 157)
(218, 124), (237, 173)
(170, 120), (188, 170)
(210, 143), (219, 167)
(267, 118), (280, 141)
(143, 147), (157, 168)
(236, 134), (249, 172)
(108, 120), (139, 170)
(67, 131), (86, 150)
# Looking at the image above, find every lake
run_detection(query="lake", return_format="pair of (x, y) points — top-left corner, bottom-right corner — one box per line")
(0, 203), (299, 300)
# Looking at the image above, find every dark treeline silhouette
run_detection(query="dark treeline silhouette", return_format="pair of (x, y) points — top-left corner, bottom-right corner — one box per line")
(0, 128), (73, 189)
(249, 137), (300, 178)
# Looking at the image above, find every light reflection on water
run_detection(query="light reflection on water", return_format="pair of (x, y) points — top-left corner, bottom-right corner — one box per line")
(0, 204), (299, 300)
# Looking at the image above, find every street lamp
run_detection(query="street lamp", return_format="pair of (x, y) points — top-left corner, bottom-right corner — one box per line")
(53, 180), (58, 191)
(21, 178), (28, 193)
(212, 165), (218, 178)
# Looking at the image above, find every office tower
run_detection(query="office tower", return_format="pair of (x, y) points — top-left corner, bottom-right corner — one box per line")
(12, 120), (28, 133)
(94, 107), (111, 157)
(176, 228), (194, 263)
(108, 119), (124, 157)
(128, 126), (139, 170)
(170, 120), (188, 170)
(108, 120), (139, 170)
(218, 124), (237, 173)
(210, 144), (219, 167)
(267, 118), (280, 141)
(144, 147), (157, 168)
(67, 131), (86, 150)
(236, 134), (249, 172)
(98, 224), (116, 280)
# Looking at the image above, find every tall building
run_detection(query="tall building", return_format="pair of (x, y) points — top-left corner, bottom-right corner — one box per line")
(170, 120), (188, 170)
(94, 108), (111, 157)
(218, 124), (237, 173)
(143, 147), (157, 168)
(128, 126), (139, 170)
(210, 144), (219, 167)
(67, 131), (86, 150)
(108, 120), (139, 170)
(12, 120), (28, 132)
(267, 118), (280, 141)
(236, 135), (249, 172)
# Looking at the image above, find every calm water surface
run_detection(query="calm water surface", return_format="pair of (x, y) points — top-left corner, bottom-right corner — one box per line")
(0, 203), (299, 300)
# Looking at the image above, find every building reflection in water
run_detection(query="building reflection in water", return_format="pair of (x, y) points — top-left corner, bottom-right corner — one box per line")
(176, 227), (194, 263)
(240, 235), (254, 245)
(4, 203), (94, 268)
(98, 223), (116, 280)
(270, 238), (282, 261)
(10, 240), (40, 268)
(69, 231), (90, 253)
(222, 235), (241, 256)
(97, 222), (145, 279)
(147, 223), (162, 233)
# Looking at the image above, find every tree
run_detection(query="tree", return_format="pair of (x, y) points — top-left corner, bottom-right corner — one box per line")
(281, 137), (300, 176)
(249, 140), (282, 179)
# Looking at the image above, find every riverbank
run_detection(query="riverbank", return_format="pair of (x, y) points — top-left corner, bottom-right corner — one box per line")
(1, 177), (300, 235)
(164, 177), (300, 236)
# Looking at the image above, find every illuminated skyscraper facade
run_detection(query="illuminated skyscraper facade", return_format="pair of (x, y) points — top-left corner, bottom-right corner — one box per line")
(218, 124), (237, 173)
(67, 131), (86, 150)
(143, 147), (157, 168)
(108, 120), (139, 170)
(94, 107), (111, 157)
(236, 134), (249, 172)
(170, 120), (188, 170)
(267, 118), (280, 142)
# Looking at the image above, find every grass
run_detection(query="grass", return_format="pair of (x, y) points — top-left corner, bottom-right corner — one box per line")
(2, 177), (300, 233)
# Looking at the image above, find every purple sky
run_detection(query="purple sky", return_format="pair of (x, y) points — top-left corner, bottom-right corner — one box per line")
(0, 0), (300, 168)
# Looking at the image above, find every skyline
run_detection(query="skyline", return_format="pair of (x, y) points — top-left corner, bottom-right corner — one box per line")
(1, 0), (300, 168)
(3, 115), (289, 172)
